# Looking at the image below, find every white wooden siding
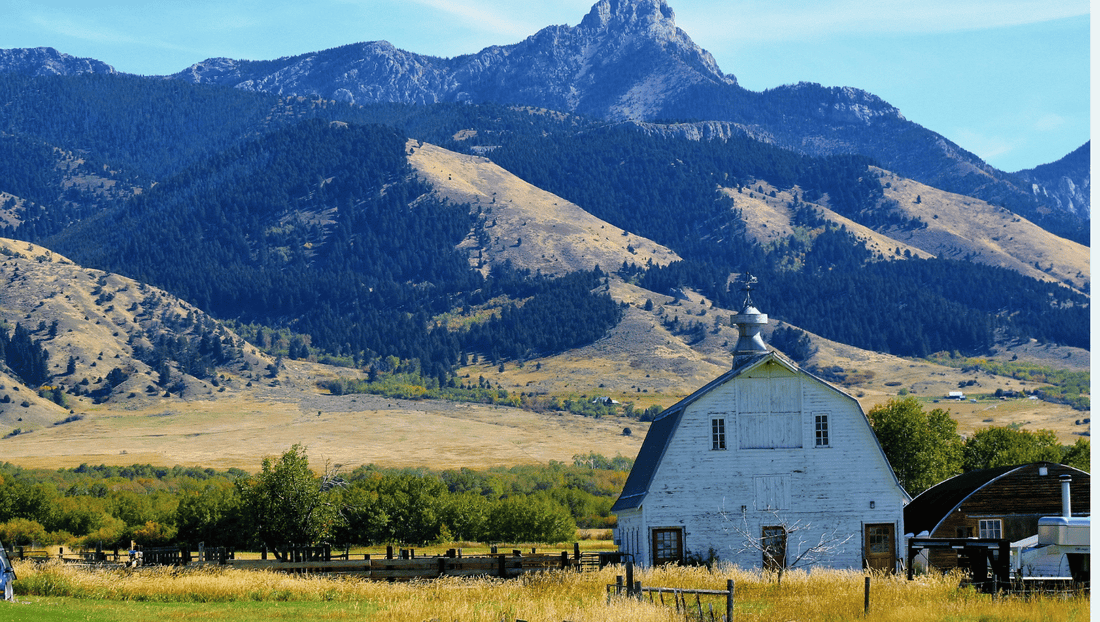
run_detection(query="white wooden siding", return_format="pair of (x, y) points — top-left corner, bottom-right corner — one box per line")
(754, 475), (791, 510)
(633, 357), (908, 569)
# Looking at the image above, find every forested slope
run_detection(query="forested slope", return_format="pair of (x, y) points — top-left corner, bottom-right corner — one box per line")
(46, 120), (621, 380)
(0, 72), (1087, 380)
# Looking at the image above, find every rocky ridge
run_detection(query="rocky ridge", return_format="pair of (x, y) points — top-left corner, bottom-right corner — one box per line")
(0, 47), (115, 77)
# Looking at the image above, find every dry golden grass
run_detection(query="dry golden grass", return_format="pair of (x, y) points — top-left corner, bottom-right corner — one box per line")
(875, 167), (1089, 292)
(406, 140), (680, 278)
(10, 560), (1088, 622)
(722, 182), (931, 261)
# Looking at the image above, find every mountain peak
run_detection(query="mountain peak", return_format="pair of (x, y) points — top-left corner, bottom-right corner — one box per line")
(581, 0), (676, 32)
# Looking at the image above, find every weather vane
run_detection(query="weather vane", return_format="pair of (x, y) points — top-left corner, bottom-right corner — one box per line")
(738, 273), (758, 307)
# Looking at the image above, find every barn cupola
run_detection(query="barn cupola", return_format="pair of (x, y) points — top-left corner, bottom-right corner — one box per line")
(731, 274), (768, 366)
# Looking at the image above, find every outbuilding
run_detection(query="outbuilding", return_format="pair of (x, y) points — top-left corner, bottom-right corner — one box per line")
(904, 461), (1089, 575)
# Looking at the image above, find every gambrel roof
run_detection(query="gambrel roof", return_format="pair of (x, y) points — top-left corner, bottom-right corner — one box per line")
(611, 351), (905, 512)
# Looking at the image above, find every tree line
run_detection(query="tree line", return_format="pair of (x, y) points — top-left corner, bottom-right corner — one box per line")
(0, 450), (632, 550)
(868, 396), (1089, 496)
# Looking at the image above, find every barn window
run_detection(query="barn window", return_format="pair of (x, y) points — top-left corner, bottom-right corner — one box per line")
(814, 414), (829, 447)
(652, 528), (684, 565)
(979, 519), (1002, 539)
(711, 418), (726, 450)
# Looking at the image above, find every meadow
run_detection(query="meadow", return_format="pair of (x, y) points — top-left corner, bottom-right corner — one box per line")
(2, 558), (1088, 622)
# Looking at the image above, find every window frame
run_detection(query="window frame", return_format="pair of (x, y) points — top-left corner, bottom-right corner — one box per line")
(711, 418), (726, 450)
(814, 413), (830, 447)
(652, 527), (684, 565)
(978, 519), (1002, 539)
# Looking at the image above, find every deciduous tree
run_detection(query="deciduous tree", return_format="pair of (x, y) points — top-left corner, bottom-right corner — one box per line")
(868, 397), (963, 495)
(962, 426), (1062, 472)
(237, 445), (342, 547)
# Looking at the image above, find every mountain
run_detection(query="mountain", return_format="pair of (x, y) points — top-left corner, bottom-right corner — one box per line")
(170, 0), (731, 121)
(0, 5), (1087, 420)
(1014, 142), (1091, 219)
(0, 47), (115, 77)
(160, 0), (1087, 243)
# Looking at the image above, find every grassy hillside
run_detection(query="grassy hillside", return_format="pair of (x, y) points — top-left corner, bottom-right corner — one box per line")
(0, 236), (1085, 472)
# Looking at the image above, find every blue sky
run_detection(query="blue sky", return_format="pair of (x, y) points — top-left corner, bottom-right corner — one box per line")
(0, 0), (1089, 172)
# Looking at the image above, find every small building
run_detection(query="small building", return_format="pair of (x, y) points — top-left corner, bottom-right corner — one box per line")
(612, 279), (910, 571)
(904, 462), (1090, 575)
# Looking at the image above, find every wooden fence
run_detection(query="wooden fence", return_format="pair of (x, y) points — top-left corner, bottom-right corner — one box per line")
(223, 549), (581, 579)
(14, 543), (618, 581)
(609, 569), (735, 622)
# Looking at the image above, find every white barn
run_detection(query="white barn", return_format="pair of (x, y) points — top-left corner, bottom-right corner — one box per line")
(612, 285), (910, 571)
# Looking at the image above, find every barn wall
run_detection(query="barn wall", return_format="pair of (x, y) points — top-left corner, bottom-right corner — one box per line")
(637, 359), (907, 569)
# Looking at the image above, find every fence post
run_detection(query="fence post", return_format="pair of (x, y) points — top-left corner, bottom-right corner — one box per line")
(625, 559), (635, 596)
(574, 542), (581, 560)
(561, 551), (569, 569)
(498, 554), (507, 579)
(864, 576), (870, 615)
(727, 579), (734, 622)
(386, 545), (394, 560)
(616, 575), (624, 597)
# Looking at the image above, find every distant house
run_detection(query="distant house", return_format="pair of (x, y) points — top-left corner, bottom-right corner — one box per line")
(904, 462), (1090, 574)
(612, 283), (910, 571)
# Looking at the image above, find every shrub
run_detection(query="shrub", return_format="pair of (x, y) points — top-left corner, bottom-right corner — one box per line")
(0, 517), (48, 545)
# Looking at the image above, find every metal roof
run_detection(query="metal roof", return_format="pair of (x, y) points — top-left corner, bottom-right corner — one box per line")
(903, 462), (1091, 536)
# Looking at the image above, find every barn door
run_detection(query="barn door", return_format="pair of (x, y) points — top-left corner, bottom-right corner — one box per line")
(762, 526), (787, 572)
(652, 528), (683, 565)
(864, 523), (896, 572)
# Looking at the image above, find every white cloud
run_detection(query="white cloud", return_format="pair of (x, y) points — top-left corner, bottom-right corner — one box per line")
(951, 128), (1016, 163)
(25, 12), (142, 46)
(678, 0), (1089, 43)
(1033, 114), (1066, 132)
(404, 0), (547, 40)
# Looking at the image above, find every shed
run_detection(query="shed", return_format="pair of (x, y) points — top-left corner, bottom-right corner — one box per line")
(904, 462), (1090, 572)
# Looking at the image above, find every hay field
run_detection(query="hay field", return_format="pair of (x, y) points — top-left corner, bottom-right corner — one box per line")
(6, 559), (1088, 622)
(0, 370), (646, 471)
